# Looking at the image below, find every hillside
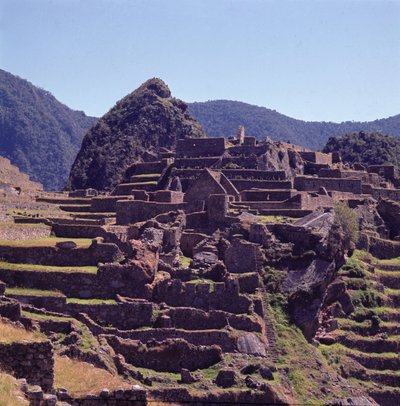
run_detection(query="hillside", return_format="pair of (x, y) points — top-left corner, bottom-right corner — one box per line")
(66, 78), (206, 191)
(0, 156), (42, 193)
(0, 69), (97, 190)
(323, 131), (400, 174)
(188, 100), (400, 150)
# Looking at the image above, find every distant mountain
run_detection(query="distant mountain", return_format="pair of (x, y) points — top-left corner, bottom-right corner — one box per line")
(188, 100), (400, 150)
(67, 78), (206, 191)
(0, 69), (97, 190)
(323, 131), (400, 174)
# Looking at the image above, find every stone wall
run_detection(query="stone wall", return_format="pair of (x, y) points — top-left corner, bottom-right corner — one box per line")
(180, 231), (208, 256)
(62, 386), (147, 405)
(176, 138), (226, 158)
(106, 336), (222, 372)
(0, 339), (53, 390)
(66, 300), (153, 330)
(0, 263), (153, 300)
(165, 307), (263, 333)
(231, 179), (292, 191)
(152, 278), (252, 314)
(116, 200), (202, 225)
(294, 176), (362, 194)
(363, 233), (400, 259)
(221, 169), (286, 180)
(90, 196), (124, 212)
(299, 151), (332, 165)
(225, 239), (260, 274)
(0, 224), (51, 241)
(240, 189), (296, 202)
(0, 242), (121, 266)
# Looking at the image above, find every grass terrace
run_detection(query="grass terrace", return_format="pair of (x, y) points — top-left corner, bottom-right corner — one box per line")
(132, 173), (161, 178)
(257, 215), (295, 224)
(0, 321), (44, 344)
(54, 356), (131, 396)
(0, 261), (98, 274)
(21, 311), (73, 322)
(66, 298), (117, 305)
(6, 287), (65, 297)
(0, 237), (92, 248)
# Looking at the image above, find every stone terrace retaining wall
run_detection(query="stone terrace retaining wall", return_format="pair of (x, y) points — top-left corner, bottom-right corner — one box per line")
(106, 336), (222, 372)
(66, 300), (153, 330)
(0, 224), (51, 240)
(176, 138), (226, 158)
(294, 176), (362, 194)
(166, 307), (263, 333)
(116, 200), (194, 225)
(0, 264), (153, 300)
(0, 242), (121, 266)
(0, 340), (53, 390)
(231, 179), (292, 191)
(153, 278), (252, 314)
(62, 386), (147, 405)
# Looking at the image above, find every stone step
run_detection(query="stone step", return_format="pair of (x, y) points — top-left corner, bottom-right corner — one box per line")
(336, 332), (400, 354)
(339, 322), (400, 336)
(37, 197), (92, 205)
(369, 387), (400, 406)
(59, 204), (92, 213)
(378, 272), (400, 289)
(348, 351), (400, 371)
(365, 370), (400, 388)
(72, 213), (116, 220)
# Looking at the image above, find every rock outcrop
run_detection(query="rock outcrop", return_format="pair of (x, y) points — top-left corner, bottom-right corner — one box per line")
(67, 78), (206, 191)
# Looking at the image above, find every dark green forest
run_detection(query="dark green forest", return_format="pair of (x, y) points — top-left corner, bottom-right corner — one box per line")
(0, 69), (97, 190)
(323, 131), (400, 174)
(189, 100), (400, 150)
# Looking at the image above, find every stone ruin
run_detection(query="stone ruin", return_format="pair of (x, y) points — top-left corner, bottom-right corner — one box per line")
(1, 130), (400, 404)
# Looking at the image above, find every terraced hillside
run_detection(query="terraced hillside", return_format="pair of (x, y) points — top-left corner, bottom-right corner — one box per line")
(320, 251), (400, 405)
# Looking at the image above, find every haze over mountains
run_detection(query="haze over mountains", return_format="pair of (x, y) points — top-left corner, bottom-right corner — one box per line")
(2, 68), (400, 190)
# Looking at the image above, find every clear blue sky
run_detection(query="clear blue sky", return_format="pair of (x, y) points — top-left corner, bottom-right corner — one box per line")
(1, 0), (399, 122)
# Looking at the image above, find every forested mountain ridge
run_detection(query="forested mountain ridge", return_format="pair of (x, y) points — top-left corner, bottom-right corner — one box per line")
(323, 131), (400, 174)
(188, 100), (400, 150)
(0, 69), (97, 190)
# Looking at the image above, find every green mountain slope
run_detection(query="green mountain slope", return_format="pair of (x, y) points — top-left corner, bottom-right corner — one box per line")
(66, 78), (206, 191)
(0, 69), (97, 190)
(188, 100), (400, 150)
(323, 131), (400, 173)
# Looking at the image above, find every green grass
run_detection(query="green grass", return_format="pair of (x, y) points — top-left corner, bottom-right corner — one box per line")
(132, 173), (161, 178)
(179, 256), (191, 269)
(0, 237), (92, 248)
(257, 215), (295, 224)
(22, 311), (73, 322)
(128, 181), (158, 186)
(0, 261), (97, 274)
(66, 298), (117, 305)
(6, 287), (65, 297)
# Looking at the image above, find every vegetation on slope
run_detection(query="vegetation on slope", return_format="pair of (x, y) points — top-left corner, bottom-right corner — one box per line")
(323, 131), (400, 174)
(67, 78), (206, 191)
(0, 69), (97, 190)
(189, 100), (400, 150)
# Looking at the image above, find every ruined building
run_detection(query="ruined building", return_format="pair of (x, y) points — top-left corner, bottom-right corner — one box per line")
(0, 131), (399, 405)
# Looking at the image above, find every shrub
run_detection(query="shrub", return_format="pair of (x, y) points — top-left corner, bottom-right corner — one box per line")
(334, 202), (359, 246)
